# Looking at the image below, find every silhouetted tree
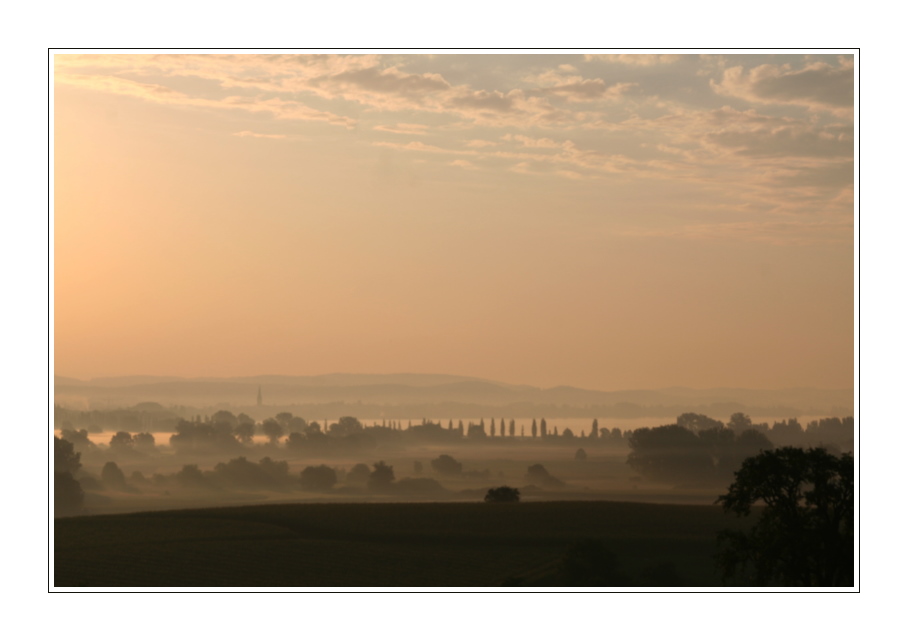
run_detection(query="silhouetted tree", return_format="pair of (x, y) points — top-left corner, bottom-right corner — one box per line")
(101, 461), (127, 489)
(54, 437), (81, 474)
(727, 412), (753, 432)
(484, 486), (520, 502)
(591, 419), (599, 439)
(467, 422), (487, 439)
(134, 432), (156, 452)
(214, 456), (277, 488)
(212, 410), (238, 428)
(109, 431), (134, 452)
(235, 422), (255, 444)
(771, 418), (804, 446)
(531, 419), (538, 438)
(717, 447), (854, 587)
(54, 437), (84, 516)
(170, 420), (242, 454)
(677, 412), (724, 432)
(627, 424), (713, 484)
(526, 463), (565, 488)
(176, 464), (211, 488)
(330, 416), (364, 438)
(259, 457), (291, 484)
(262, 419), (285, 444)
(575, 448), (587, 461)
(55, 471), (84, 517)
(300, 465), (338, 490)
(430, 454), (463, 476)
(368, 460), (395, 491)
(60, 428), (92, 449)
(540, 418), (548, 438)
(346, 463), (371, 486)
(509, 419), (515, 437)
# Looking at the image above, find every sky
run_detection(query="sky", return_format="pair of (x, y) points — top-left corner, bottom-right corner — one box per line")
(53, 51), (854, 390)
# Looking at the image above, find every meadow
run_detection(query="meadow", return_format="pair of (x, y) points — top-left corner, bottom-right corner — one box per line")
(54, 499), (757, 588)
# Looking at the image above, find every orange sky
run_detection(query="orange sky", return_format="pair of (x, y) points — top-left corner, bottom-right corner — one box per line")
(53, 52), (854, 390)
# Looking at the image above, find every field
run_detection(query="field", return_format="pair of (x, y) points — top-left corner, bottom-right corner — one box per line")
(54, 500), (757, 588)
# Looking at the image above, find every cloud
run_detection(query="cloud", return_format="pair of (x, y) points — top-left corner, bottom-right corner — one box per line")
(706, 123), (853, 159)
(56, 73), (357, 127)
(526, 67), (636, 102)
(585, 54), (682, 66)
(501, 134), (563, 148)
(450, 159), (476, 170)
(447, 89), (517, 113)
(373, 123), (429, 135)
(711, 59), (854, 113)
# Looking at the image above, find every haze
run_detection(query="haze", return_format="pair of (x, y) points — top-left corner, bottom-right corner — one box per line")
(53, 53), (854, 390)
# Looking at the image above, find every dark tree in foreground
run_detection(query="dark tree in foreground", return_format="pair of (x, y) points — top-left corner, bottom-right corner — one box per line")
(55, 471), (84, 517)
(717, 447), (854, 587)
(484, 486), (520, 502)
(54, 437), (81, 474)
(54, 437), (84, 516)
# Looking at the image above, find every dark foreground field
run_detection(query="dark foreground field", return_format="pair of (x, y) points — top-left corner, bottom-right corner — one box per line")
(54, 500), (755, 588)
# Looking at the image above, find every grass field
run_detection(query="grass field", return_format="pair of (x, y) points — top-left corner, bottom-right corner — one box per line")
(54, 500), (757, 588)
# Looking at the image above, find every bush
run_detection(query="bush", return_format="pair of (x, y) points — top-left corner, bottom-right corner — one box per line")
(484, 486), (520, 502)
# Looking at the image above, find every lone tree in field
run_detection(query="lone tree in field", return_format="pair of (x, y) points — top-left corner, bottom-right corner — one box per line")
(717, 447), (854, 587)
(368, 460), (395, 491)
(484, 486), (520, 502)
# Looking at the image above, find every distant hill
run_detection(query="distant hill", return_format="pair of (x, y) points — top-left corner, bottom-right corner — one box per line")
(53, 373), (853, 419)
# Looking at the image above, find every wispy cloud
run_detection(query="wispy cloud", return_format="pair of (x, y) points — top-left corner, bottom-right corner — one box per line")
(373, 123), (429, 135)
(56, 72), (357, 127)
(711, 58), (854, 114)
(585, 54), (682, 66)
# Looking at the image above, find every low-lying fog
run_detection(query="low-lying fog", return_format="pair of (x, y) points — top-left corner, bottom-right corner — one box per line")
(53, 412), (854, 517)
